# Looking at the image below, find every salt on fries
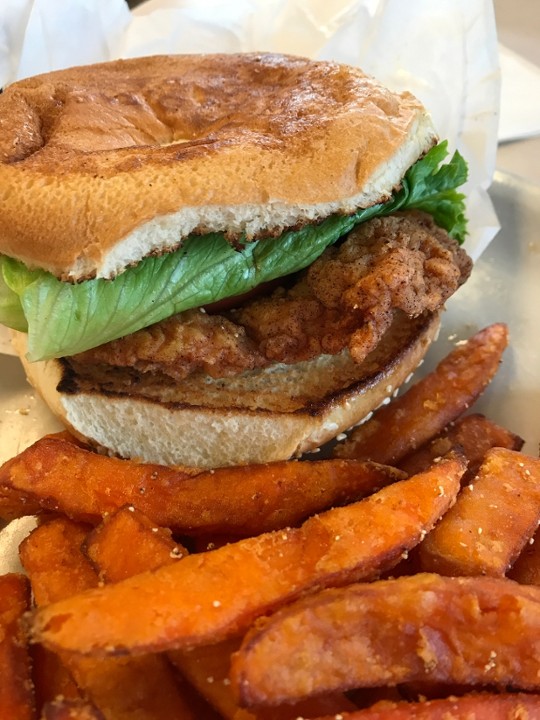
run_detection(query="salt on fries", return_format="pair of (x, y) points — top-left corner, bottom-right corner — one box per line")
(85, 504), (358, 719)
(230, 574), (540, 703)
(398, 412), (524, 478)
(418, 448), (540, 577)
(0, 440), (403, 536)
(334, 323), (508, 465)
(2, 322), (540, 719)
(19, 517), (197, 720)
(29, 453), (463, 655)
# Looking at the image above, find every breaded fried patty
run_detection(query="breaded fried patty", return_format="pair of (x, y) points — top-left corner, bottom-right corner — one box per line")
(71, 212), (471, 382)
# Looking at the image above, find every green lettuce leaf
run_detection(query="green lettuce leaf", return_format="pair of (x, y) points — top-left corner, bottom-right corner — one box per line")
(0, 141), (468, 361)
(399, 142), (468, 243)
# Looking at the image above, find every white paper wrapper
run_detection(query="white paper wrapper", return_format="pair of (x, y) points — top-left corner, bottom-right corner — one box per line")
(0, 0), (130, 87)
(499, 44), (540, 142)
(0, 517), (37, 574)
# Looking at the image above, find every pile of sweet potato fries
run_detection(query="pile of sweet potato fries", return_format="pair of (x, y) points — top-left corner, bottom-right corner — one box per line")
(2, 322), (540, 719)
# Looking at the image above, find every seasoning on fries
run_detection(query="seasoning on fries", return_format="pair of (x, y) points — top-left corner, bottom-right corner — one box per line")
(418, 448), (540, 577)
(19, 517), (197, 720)
(398, 412), (524, 478)
(0, 435), (404, 535)
(83, 506), (188, 582)
(1, 323), (539, 718)
(230, 573), (540, 705)
(29, 453), (464, 657)
(87, 503), (358, 719)
(334, 323), (508, 464)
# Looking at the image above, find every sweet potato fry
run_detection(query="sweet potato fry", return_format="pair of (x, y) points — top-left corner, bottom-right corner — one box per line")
(171, 638), (358, 720)
(40, 699), (104, 720)
(0, 484), (42, 522)
(0, 433), (88, 522)
(508, 528), (540, 585)
(31, 514), (215, 719)
(19, 518), (197, 720)
(19, 520), (96, 603)
(30, 453), (465, 657)
(0, 573), (35, 720)
(418, 448), (540, 576)
(86, 506), (356, 719)
(32, 644), (80, 713)
(84, 506), (188, 582)
(334, 323), (508, 464)
(0, 434), (404, 534)
(86, 511), (244, 718)
(398, 413), (524, 478)
(230, 573), (540, 705)
(309, 694), (540, 719)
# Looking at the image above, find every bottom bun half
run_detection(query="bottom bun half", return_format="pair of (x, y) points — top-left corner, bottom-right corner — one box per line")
(12, 312), (440, 468)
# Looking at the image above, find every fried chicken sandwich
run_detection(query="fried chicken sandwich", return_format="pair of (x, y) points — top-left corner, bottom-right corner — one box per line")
(0, 53), (471, 467)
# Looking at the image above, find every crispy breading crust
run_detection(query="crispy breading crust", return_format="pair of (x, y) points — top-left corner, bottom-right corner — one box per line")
(72, 212), (471, 381)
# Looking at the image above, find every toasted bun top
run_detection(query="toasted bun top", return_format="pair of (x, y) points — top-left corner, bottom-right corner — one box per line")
(0, 53), (436, 280)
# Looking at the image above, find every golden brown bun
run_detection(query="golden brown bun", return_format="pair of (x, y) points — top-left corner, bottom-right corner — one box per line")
(11, 312), (440, 468)
(0, 53), (436, 281)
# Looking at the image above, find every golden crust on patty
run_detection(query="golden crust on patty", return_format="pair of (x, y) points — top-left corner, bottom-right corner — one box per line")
(71, 212), (471, 381)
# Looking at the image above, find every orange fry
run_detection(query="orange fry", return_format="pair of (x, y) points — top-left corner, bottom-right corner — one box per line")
(87, 510), (241, 718)
(508, 527), (540, 585)
(0, 573), (35, 720)
(29, 453), (465, 657)
(19, 520), (96, 603)
(309, 694), (540, 719)
(334, 323), (508, 464)
(418, 448), (540, 576)
(32, 644), (80, 713)
(171, 638), (358, 720)
(0, 432), (87, 522)
(231, 574), (540, 705)
(0, 484), (42, 522)
(19, 518), (197, 720)
(398, 413), (524, 478)
(84, 506), (187, 582)
(86, 514), (251, 719)
(0, 434), (403, 534)
(86, 508), (356, 719)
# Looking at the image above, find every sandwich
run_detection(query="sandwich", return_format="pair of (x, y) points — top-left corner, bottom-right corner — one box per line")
(0, 52), (472, 468)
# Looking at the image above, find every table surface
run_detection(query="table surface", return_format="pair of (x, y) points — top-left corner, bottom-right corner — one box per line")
(494, 0), (540, 185)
